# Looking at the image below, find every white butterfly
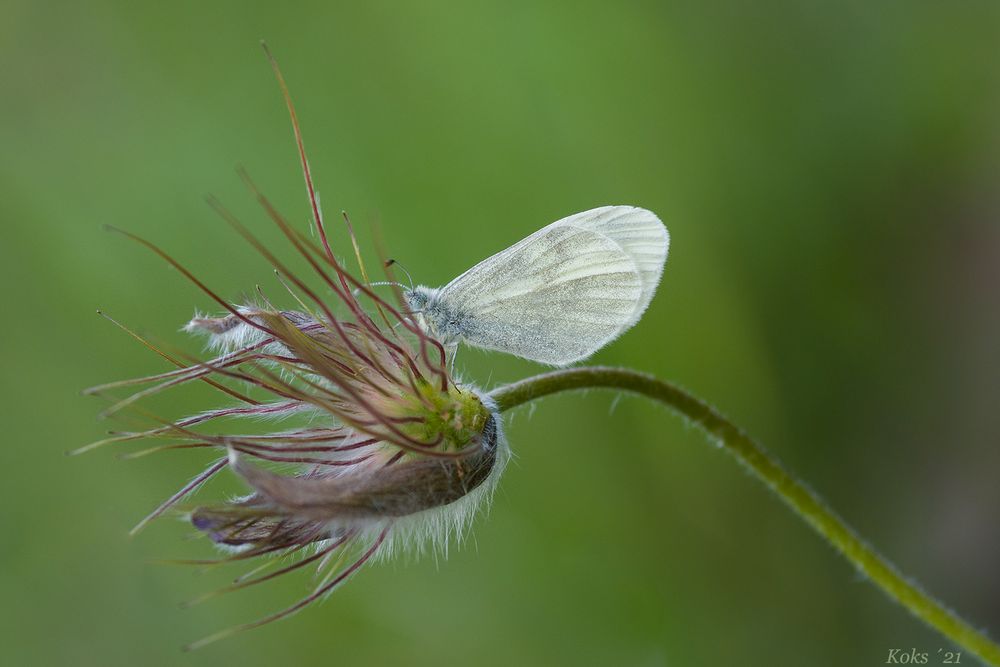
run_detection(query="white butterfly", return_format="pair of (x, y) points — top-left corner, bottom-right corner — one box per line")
(405, 206), (669, 366)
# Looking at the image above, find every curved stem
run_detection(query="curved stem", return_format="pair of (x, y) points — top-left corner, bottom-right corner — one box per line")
(490, 366), (1000, 666)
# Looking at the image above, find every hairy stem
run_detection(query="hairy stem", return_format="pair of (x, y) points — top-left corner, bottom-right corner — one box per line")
(489, 366), (999, 666)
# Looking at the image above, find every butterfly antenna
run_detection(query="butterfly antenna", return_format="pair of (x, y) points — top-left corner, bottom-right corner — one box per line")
(384, 258), (414, 290)
(364, 280), (408, 290)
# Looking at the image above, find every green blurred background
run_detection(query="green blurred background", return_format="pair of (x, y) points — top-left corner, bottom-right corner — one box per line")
(2, 2), (999, 665)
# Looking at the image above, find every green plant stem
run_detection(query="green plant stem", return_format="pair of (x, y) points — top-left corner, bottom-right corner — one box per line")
(489, 366), (1000, 666)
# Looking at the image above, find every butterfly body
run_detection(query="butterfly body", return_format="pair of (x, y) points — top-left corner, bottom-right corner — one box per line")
(405, 285), (472, 345)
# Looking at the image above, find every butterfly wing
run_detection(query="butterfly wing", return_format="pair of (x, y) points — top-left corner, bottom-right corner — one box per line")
(436, 221), (645, 365)
(550, 206), (669, 324)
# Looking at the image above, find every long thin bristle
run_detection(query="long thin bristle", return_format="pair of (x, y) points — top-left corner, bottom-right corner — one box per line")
(103, 225), (276, 339)
(260, 42), (336, 267)
(96, 310), (257, 405)
(183, 526), (387, 651)
(130, 458), (228, 536)
(181, 532), (352, 608)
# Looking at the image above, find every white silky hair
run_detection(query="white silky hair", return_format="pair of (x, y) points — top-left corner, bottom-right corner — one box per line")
(184, 305), (294, 354)
(405, 206), (669, 366)
(309, 392), (511, 563)
(213, 423), (509, 572)
(372, 401), (510, 563)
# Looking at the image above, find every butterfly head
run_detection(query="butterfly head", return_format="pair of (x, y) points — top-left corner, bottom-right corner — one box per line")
(403, 285), (436, 314)
(404, 286), (466, 345)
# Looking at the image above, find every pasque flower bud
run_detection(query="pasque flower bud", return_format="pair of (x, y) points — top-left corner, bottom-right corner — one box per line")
(87, 226), (509, 647)
(83, 48), (509, 645)
(181, 305), (507, 558)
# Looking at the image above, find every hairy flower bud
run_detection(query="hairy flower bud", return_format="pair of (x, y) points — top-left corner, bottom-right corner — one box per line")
(82, 47), (519, 647)
(86, 234), (510, 646)
(83, 77), (512, 643)
(180, 305), (507, 558)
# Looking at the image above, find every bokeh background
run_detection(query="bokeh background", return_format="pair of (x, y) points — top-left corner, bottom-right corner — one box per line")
(2, 2), (999, 665)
